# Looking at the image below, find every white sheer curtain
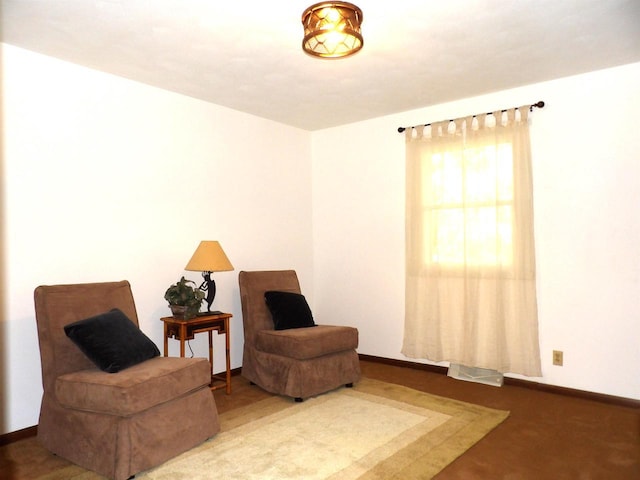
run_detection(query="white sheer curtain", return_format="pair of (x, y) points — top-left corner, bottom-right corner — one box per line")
(402, 107), (542, 377)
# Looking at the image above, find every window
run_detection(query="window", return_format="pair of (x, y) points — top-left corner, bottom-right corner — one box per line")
(422, 142), (514, 267)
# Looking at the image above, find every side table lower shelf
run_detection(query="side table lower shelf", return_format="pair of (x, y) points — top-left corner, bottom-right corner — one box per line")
(160, 312), (232, 394)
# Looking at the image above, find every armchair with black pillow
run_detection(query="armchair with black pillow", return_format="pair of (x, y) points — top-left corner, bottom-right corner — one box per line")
(239, 270), (361, 402)
(34, 281), (219, 480)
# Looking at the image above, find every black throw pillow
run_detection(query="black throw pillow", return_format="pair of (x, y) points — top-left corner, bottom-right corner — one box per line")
(264, 291), (316, 331)
(64, 308), (160, 373)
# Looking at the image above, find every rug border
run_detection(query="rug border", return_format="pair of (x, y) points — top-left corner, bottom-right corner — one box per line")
(353, 378), (510, 479)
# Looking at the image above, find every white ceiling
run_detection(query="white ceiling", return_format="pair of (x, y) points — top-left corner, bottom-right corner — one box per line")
(2, 0), (640, 131)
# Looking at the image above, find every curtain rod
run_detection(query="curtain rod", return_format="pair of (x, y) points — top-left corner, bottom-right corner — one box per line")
(396, 100), (545, 133)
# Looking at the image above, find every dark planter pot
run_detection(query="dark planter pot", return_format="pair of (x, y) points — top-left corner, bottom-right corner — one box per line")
(169, 304), (198, 320)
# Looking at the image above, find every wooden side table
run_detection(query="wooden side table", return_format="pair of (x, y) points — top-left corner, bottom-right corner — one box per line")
(160, 312), (232, 394)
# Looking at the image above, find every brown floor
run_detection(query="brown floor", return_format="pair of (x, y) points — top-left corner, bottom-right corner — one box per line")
(1, 360), (639, 479)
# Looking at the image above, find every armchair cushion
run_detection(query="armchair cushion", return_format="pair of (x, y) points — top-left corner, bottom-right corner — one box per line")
(55, 356), (211, 416)
(255, 325), (359, 360)
(64, 308), (160, 373)
(264, 291), (316, 330)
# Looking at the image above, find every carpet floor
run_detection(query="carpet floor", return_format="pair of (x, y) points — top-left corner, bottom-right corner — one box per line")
(1, 360), (639, 479)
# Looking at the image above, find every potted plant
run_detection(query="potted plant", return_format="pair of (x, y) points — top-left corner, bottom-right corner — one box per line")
(164, 276), (205, 319)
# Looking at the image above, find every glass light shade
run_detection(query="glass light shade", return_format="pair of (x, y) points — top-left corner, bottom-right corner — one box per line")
(302, 2), (363, 58)
(184, 241), (234, 273)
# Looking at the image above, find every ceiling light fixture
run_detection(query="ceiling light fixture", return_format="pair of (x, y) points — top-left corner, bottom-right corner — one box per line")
(301, 2), (363, 59)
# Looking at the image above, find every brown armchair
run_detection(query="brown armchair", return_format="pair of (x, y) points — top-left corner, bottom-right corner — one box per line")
(34, 280), (219, 480)
(239, 270), (361, 401)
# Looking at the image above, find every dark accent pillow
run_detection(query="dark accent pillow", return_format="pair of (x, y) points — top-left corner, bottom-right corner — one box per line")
(264, 291), (316, 331)
(64, 308), (160, 373)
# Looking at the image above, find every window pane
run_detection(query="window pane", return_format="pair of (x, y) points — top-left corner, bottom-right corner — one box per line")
(426, 208), (464, 264)
(464, 206), (512, 265)
(463, 144), (513, 203)
(422, 152), (463, 206)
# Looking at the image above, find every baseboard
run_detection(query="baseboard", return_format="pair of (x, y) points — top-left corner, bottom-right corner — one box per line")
(3, 360), (636, 446)
(358, 354), (640, 409)
(0, 425), (37, 447)
(359, 354), (449, 375)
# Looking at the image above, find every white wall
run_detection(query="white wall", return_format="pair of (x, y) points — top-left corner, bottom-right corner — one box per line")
(2, 44), (638, 437)
(1, 43), (314, 434)
(312, 62), (640, 401)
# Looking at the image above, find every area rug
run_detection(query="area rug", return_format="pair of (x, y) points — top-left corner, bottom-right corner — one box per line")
(136, 378), (508, 480)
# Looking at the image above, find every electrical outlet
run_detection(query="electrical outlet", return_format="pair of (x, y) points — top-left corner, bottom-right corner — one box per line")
(552, 350), (563, 366)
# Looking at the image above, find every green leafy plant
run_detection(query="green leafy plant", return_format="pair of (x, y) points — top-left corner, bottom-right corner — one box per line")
(164, 276), (205, 319)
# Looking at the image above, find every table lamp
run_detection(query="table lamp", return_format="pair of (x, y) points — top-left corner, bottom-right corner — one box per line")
(184, 241), (234, 314)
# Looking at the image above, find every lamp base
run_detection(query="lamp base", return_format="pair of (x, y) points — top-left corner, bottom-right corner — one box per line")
(198, 271), (217, 312)
(197, 310), (223, 316)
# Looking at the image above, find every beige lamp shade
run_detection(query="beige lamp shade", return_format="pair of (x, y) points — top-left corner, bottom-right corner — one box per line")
(184, 241), (234, 273)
